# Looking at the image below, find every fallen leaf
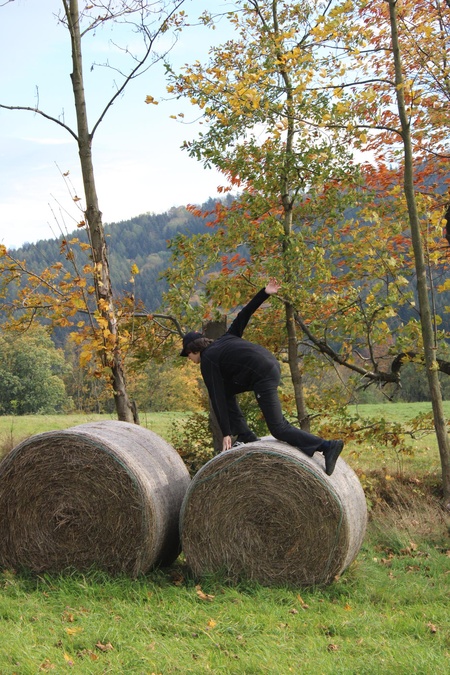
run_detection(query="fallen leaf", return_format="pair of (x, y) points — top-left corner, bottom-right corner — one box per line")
(207, 618), (217, 629)
(95, 641), (114, 652)
(327, 643), (339, 651)
(195, 585), (214, 602)
(427, 622), (437, 634)
(296, 594), (309, 609)
(77, 649), (98, 661)
(66, 627), (83, 635)
(63, 653), (74, 666)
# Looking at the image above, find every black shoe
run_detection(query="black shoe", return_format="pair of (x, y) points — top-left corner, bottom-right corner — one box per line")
(323, 440), (344, 476)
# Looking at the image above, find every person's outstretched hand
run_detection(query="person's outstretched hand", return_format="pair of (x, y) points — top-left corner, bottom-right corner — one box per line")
(265, 278), (281, 295)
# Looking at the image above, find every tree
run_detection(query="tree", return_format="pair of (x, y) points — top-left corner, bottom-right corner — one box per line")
(0, 0), (186, 422)
(163, 0), (450, 501)
(0, 326), (71, 415)
(166, 0), (364, 430)
(316, 0), (450, 500)
(374, 0), (450, 502)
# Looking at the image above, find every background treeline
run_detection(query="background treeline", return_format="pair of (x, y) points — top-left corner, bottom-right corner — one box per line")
(2, 193), (450, 417)
(0, 199), (226, 416)
(10, 197), (228, 312)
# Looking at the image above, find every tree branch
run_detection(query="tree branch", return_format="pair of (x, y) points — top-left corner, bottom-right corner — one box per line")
(134, 311), (184, 337)
(0, 104), (78, 141)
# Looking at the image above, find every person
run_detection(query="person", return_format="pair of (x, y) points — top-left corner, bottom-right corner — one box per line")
(180, 280), (344, 476)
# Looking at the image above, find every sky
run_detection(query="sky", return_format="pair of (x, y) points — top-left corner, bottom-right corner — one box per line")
(0, 0), (235, 249)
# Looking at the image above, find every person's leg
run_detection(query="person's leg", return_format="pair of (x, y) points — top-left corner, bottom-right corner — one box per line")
(226, 395), (259, 443)
(254, 378), (325, 456)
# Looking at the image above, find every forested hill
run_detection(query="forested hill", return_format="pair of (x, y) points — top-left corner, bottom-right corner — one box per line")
(11, 198), (224, 311)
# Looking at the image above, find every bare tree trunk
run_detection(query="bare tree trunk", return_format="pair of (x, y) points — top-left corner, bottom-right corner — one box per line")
(66, 0), (135, 422)
(274, 0), (311, 432)
(285, 302), (310, 431)
(388, 0), (450, 505)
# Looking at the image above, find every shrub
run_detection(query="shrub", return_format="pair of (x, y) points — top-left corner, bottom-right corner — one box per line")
(170, 412), (215, 476)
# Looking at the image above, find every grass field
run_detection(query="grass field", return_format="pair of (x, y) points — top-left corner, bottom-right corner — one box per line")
(0, 405), (449, 674)
(0, 411), (186, 455)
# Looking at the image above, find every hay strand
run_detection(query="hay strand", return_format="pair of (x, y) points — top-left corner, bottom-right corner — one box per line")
(0, 421), (190, 576)
(180, 439), (367, 586)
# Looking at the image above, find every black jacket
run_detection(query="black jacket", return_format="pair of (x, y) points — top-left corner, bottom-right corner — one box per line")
(200, 288), (279, 436)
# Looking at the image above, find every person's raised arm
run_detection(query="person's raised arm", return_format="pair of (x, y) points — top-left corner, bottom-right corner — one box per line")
(227, 279), (281, 338)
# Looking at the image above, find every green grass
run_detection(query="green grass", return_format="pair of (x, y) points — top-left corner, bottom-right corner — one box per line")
(0, 411), (187, 458)
(348, 401), (450, 423)
(0, 406), (449, 673)
(344, 401), (449, 477)
(0, 541), (449, 674)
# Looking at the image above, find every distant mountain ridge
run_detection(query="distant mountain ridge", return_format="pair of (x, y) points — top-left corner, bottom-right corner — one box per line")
(12, 198), (222, 311)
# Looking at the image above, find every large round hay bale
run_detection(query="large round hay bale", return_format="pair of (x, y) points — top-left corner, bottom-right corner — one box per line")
(180, 439), (367, 586)
(0, 421), (190, 576)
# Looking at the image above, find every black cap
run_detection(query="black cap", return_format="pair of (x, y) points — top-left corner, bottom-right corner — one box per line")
(180, 331), (204, 357)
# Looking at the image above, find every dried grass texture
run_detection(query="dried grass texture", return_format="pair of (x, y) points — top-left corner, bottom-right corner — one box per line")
(0, 421), (190, 576)
(180, 439), (367, 586)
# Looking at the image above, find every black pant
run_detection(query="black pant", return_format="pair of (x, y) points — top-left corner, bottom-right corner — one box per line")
(226, 364), (325, 456)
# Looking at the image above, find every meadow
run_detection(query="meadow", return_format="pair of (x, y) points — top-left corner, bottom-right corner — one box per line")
(0, 404), (449, 674)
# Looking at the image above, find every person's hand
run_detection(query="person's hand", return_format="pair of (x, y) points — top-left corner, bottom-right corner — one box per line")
(265, 278), (281, 295)
(222, 435), (232, 452)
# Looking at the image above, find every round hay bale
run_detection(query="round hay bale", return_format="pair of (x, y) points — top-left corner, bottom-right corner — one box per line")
(180, 438), (367, 586)
(0, 421), (190, 576)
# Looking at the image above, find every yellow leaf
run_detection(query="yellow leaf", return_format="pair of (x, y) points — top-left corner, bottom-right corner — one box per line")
(437, 279), (450, 291)
(145, 95), (159, 105)
(207, 618), (217, 628)
(65, 626), (83, 635)
(195, 585), (214, 601)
